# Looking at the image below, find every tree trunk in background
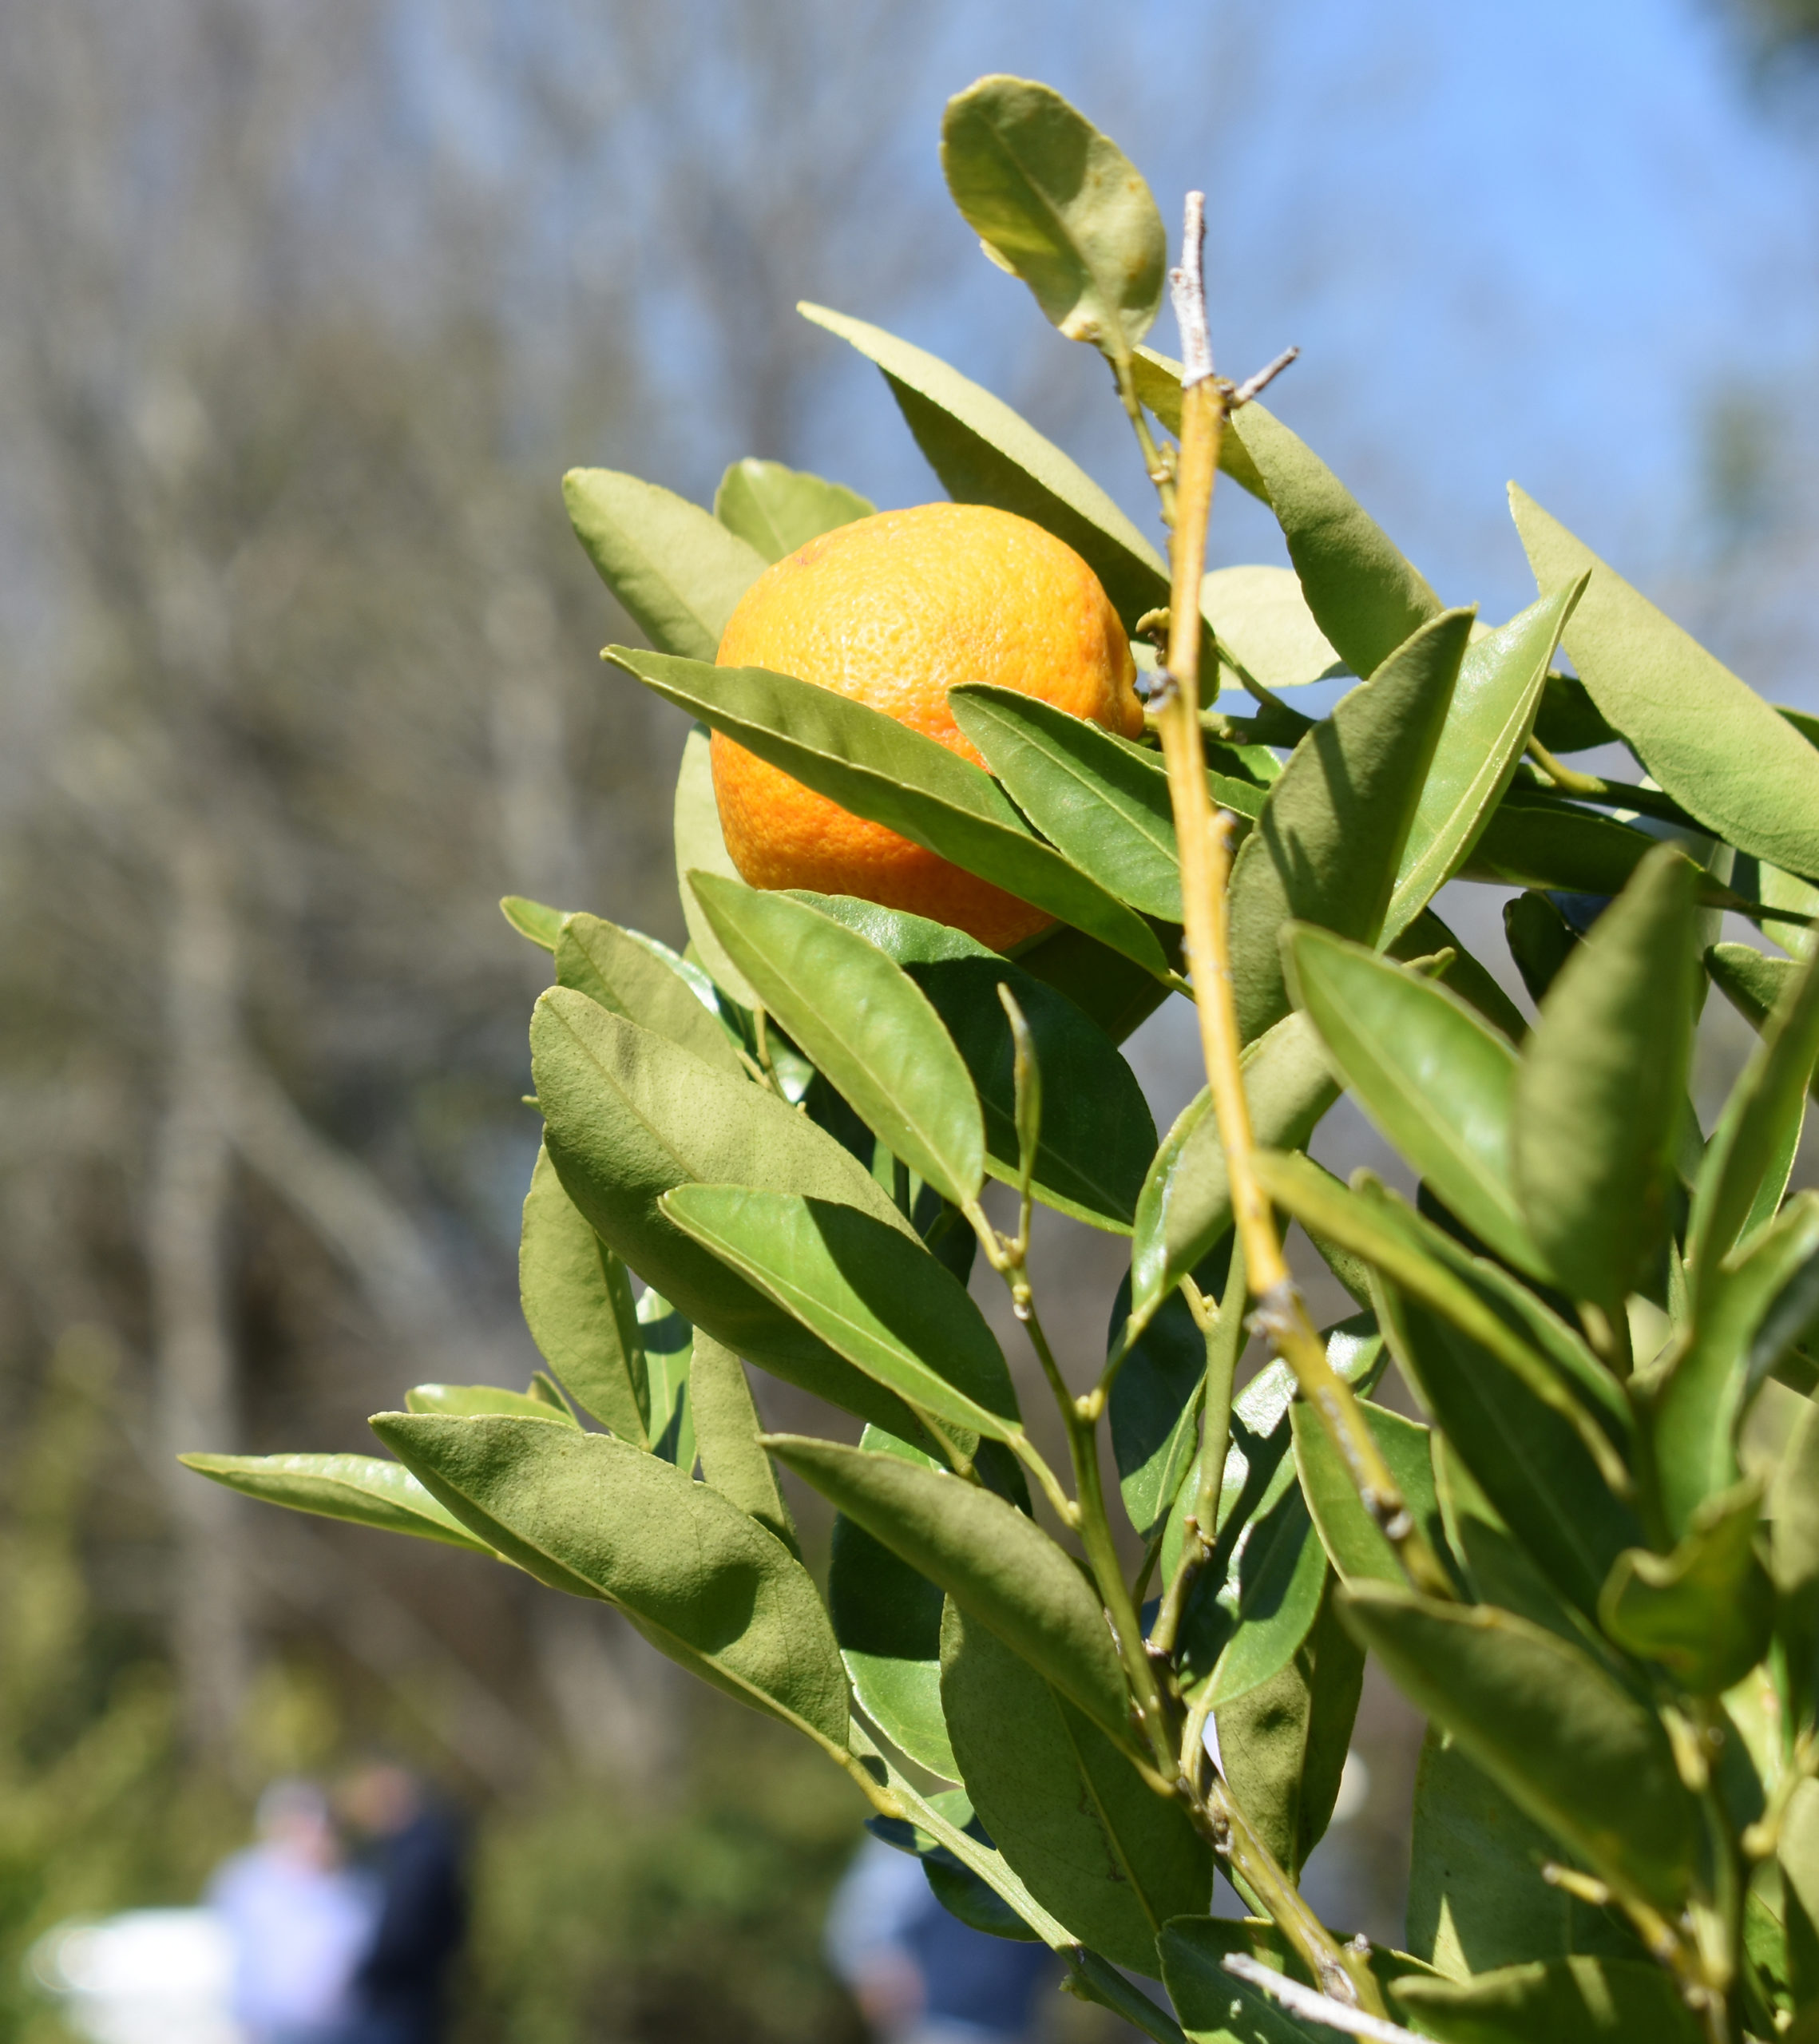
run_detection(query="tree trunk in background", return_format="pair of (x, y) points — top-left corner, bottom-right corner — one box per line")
(148, 830), (250, 1757)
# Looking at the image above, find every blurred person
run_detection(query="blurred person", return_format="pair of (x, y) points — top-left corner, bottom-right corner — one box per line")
(337, 1762), (467, 2044)
(826, 1834), (1056, 2044)
(208, 1778), (378, 2044)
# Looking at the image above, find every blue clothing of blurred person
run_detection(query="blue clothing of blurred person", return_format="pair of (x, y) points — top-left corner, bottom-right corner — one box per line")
(338, 1764), (467, 2044)
(208, 1779), (378, 2044)
(826, 1835), (1056, 2044)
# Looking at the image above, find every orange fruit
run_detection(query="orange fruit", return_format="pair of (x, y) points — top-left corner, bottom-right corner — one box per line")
(711, 502), (1142, 951)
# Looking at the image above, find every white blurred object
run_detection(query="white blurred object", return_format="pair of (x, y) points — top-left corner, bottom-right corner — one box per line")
(29, 1908), (242, 2044)
(1330, 1749), (1373, 1824)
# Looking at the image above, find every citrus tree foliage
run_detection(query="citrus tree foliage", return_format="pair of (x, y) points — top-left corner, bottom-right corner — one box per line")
(192, 77), (1819, 2044)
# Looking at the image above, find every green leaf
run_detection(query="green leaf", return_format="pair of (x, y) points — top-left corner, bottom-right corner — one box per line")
(764, 1433), (1131, 1746)
(949, 685), (1187, 921)
(663, 1186), (1019, 1443)
(1599, 1480), (1772, 1693)
(690, 1333), (798, 1556)
(1391, 1955), (1703, 2044)
(1283, 927), (1539, 1276)
(1015, 920), (1172, 1044)
(563, 468), (765, 661)
(1293, 1400), (1447, 1589)
(941, 76), (1166, 366)
(672, 727), (760, 1008)
(1772, 1400), (1819, 1725)
(1689, 943), (1819, 1278)
(1708, 944), (1817, 1056)
(1383, 580), (1586, 945)
(1512, 485), (1819, 885)
(866, 1788), (1045, 1942)
(1131, 1012), (1338, 1321)
(1510, 843), (1700, 1311)
(795, 890), (1156, 1229)
(1159, 1915), (1335, 2044)
(403, 1381), (580, 1425)
(1408, 1729), (1644, 1981)
(613, 648), (1168, 974)
(689, 877), (985, 1204)
(180, 1451), (495, 1554)
(634, 1287), (694, 1468)
(1202, 564), (1344, 693)
(1781, 1779), (1819, 2010)
(1504, 890), (1579, 1004)
(372, 1413), (850, 1753)
(1175, 1469), (1326, 1709)
(1110, 1281), (1207, 1543)
(1534, 672), (1619, 755)
(799, 303), (1171, 629)
(1215, 1579), (1366, 1884)
(1227, 609), (1474, 1044)
(941, 1602), (1207, 1976)
(712, 458), (872, 561)
(1464, 794), (1681, 903)
(556, 912), (743, 1077)
(829, 1427), (957, 1779)
(501, 894), (566, 953)
(520, 1146), (646, 1446)
(1225, 402), (1443, 681)
(1433, 1434), (1607, 1654)
(1397, 906), (1532, 1044)
(530, 990), (940, 1444)
(1338, 1583), (1700, 1913)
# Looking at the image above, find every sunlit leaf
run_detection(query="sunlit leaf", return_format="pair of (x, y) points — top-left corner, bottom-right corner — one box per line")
(713, 458), (872, 561)
(180, 1451), (495, 1554)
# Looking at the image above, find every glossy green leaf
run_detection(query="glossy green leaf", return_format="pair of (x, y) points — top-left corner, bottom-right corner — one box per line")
(1409, 1730), (1644, 1982)
(1225, 402), (1443, 681)
(797, 892), (1156, 1227)
(941, 1602), (1207, 1976)
(403, 1380), (580, 1426)
(672, 727), (760, 1008)
(1227, 609), (1473, 1044)
(500, 894), (565, 953)
(613, 647), (1167, 974)
(1599, 1479), (1772, 1693)
(690, 1333), (797, 1556)
(799, 303), (1171, 629)
(1202, 564), (1344, 692)
(1131, 1011), (1338, 1321)
(712, 458), (872, 561)
(941, 76), (1165, 365)
(1513, 485), (1819, 885)
(530, 991), (939, 1444)
(556, 911), (743, 1077)
(634, 1286), (693, 1468)
(763, 1434), (1131, 1746)
(563, 468), (765, 661)
(1689, 942), (1819, 1278)
(1293, 1399), (1447, 1590)
(690, 877), (985, 1205)
(1339, 1583), (1699, 1913)
(1110, 1281), (1206, 1543)
(1391, 1955), (1702, 2044)
(1283, 927), (1538, 1275)
(828, 1427), (957, 1779)
(1175, 1468), (1326, 1709)
(950, 685), (1187, 921)
(519, 1143), (649, 1443)
(1511, 843), (1700, 1310)
(1215, 1579), (1366, 1883)
(663, 1186), (1019, 1442)
(1383, 580), (1586, 944)
(1649, 1193), (1819, 1535)
(1159, 1916), (1341, 2044)
(373, 1414), (850, 1755)
(180, 1451), (494, 1554)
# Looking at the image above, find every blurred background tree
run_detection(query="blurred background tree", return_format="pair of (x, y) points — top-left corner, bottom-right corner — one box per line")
(1, 2), (1817, 2040)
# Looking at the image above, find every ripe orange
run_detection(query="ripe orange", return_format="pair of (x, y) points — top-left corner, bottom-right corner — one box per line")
(711, 502), (1142, 951)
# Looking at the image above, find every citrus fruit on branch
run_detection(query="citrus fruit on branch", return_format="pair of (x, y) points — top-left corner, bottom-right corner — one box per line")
(711, 501), (1143, 951)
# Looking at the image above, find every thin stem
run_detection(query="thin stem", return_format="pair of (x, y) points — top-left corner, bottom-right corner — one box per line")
(1197, 1236), (1248, 1541)
(1523, 741), (1698, 827)
(1151, 196), (1452, 1602)
(1113, 354), (1177, 525)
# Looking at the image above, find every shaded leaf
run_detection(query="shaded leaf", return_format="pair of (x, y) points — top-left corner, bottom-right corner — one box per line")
(765, 1433), (1131, 1745)
(1599, 1479), (1772, 1693)
(1293, 1400), (1447, 1590)
(556, 911), (743, 1076)
(713, 458), (872, 561)
(690, 877), (985, 1204)
(180, 1451), (493, 1554)
(691, 1333), (798, 1556)
(1465, 794), (1681, 904)
(941, 1602), (1207, 1976)
(1175, 1471), (1326, 1709)
(1781, 1778), (1819, 2009)
(564, 467), (764, 660)
(615, 647), (1168, 973)
(1015, 919), (1173, 1044)
(373, 1413), (850, 1753)
(1513, 485), (1819, 885)
(1708, 941), (1804, 1041)
(1203, 564), (1343, 693)
(1110, 1279), (1207, 1544)
(672, 726), (761, 1008)
(635, 1286), (694, 1469)
(1340, 1583), (1700, 1912)
(1227, 610), (1473, 1044)
(1391, 1955), (1702, 2043)
(1771, 1399), (1819, 1724)
(941, 76), (1165, 363)
(1504, 889), (1578, 1004)
(1160, 1915), (1339, 2043)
